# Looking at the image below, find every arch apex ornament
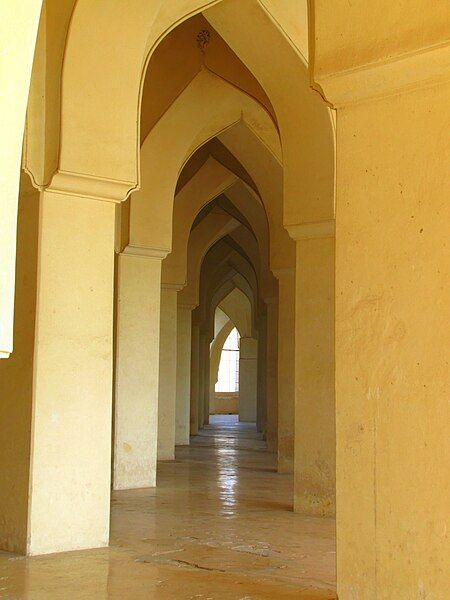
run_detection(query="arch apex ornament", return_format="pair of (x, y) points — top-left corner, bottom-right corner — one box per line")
(196, 29), (211, 54)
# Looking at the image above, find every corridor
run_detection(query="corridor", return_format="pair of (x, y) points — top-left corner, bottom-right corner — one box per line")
(0, 417), (336, 599)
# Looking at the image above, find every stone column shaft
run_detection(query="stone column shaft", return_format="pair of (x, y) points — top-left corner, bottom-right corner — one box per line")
(265, 301), (278, 452)
(157, 285), (180, 461)
(29, 189), (116, 555)
(256, 316), (267, 433)
(2, 185), (117, 556)
(275, 269), (295, 473)
(239, 337), (258, 422)
(114, 246), (166, 490)
(294, 232), (335, 516)
(190, 323), (200, 435)
(197, 332), (207, 429)
(175, 305), (193, 445)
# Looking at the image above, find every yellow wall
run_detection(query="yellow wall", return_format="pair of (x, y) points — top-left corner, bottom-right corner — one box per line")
(0, 174), (39, 553)
(294, 235), (335, 517)
(29, 189), (116, 555)
(335, 79), (450, 599)
(212, 392), (239, 414)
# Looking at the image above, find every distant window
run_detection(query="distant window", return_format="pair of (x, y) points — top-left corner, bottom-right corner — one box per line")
(216, 328), (240, 392)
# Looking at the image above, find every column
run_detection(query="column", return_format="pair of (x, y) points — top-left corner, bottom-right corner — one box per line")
(275, 269), (295, 472)
(265, 300), (278, 452)
(30, 186), (116, 554)
(293, 230), (335, 516)
(203, 336), (211, 425)
(0, 176), (39, 554)
(197, 331), (207, 429)
(239, 337), (258, 422)
(256, 314), (267, 433)
(175, 304), (193, 445)
(189, 322), (200, 435)
(335, 77), (449, 598)
(114, 246), (166, 490)
(157, 285), (180, 461)
(311, 14), (450, 597)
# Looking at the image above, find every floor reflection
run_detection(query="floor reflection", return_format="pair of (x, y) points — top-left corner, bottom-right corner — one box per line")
(0, 414), (336, 599)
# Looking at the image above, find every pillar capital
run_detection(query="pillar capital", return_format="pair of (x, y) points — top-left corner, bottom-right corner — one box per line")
(46, 170), (137, 204)
(314, 42), (450, 109)
(286, 220), (335, 242)
(272, 267), (295, 281)
(161, 282), (184, 292)
(121, 245), (170, 260)
(178, 302), (197, 311)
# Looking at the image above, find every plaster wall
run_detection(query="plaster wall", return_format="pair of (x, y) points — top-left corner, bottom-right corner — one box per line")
(0, 176), (39, 553)
(335, 80), (450, 600)
(158, 287), (178, 460)
(114, 252), (162, 490)
(212, 393), (239, 414)
(313, 0), (450, 78)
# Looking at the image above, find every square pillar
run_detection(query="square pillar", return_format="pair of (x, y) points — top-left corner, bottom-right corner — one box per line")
(197, 331), (207, 428)
(190, 322), (200, 435)
(275, 269), (296, 473)
(30, 189), (116, 555)
(0, 182), (117, 555)
(265, 301), (278, 452)
(157, 285), (180, 460)
(334, 80), (450, 598)
(256, 314), (267, 433)
(293, 228), (335, 517)
(114, 246), (166, 490)
(175, 304), (193, 445)
(239, 337), (258, 422)
(203, 337), (211, 425)
(0, 177), (39, 554)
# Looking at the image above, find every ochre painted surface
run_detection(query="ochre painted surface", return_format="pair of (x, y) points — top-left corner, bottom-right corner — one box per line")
(239, 337), (258, 422)
(0, 417), (336, 599)
(0, 175), (39, 553)
(157, 287), (178, 460)
(212, 392), (239, 414)
(114, 252), (163, 490)
(175, 305), (193, 445)
(276, 268), (296, 473)
(335, 81), (450, 600)
(2, 1), (448, 596)
(294, 236), (335, 518)
(29, 190), (116, 555)
(265, 300), (279, 451)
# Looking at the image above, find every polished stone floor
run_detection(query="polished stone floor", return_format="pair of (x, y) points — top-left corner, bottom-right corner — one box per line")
(0, 415), (336, 599)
